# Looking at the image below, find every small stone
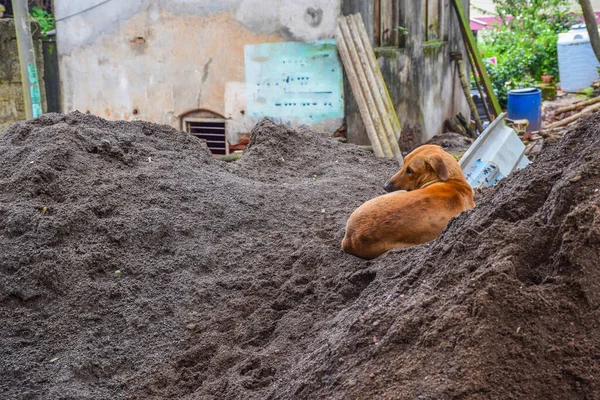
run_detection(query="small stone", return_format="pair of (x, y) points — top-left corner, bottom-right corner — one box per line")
(569, 175), (582, 183)
(186, 323), (196, 330)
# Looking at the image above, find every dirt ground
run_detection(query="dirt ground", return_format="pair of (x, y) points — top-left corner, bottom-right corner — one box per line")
(426, 132), (474, 158)
(1, 112), (599, 399)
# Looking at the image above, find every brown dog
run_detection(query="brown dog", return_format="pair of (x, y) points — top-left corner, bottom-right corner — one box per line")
(342, 145), (475, 259)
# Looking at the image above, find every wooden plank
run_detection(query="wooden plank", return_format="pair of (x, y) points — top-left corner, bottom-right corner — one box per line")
(339, 18), (393, 157)
(455, 56), (484, 133)
(451, 0), (501, 117)
(353, 14), (402, 143)
(380, 0), (394, 46)
(467, 51), (493, 121)
(351, 14), (402, 160)
(335, 22), (387, 157)
(335, 14), (404, 163)
(374, 0), (381, 46)
(426, 0), (441, 41)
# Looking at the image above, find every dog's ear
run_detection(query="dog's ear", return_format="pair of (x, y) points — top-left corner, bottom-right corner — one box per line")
(427, 154), (449, 181)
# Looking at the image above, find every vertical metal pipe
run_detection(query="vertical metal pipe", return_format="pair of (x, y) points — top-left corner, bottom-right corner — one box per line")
(12, 0), (43, 119)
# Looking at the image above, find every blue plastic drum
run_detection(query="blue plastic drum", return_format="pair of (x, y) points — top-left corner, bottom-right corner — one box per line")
(507, 88), (542, 132)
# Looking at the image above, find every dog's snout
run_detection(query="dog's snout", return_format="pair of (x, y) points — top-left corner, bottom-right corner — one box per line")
(383, 182), (393, 192)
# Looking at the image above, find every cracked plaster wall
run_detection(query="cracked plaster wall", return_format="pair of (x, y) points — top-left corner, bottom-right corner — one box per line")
(54, 0), (342, 144)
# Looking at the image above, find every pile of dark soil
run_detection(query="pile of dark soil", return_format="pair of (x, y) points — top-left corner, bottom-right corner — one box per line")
(1, 112), (599, 399)
(426, 132), (473, 155)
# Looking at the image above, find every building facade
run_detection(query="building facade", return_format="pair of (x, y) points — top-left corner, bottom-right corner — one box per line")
(54, 0), (469, 153)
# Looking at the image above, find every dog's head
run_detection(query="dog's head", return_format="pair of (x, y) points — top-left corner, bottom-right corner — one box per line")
(384, 145), (463, 192)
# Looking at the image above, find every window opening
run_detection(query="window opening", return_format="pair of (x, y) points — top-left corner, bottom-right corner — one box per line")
(185, 119), (228, 156)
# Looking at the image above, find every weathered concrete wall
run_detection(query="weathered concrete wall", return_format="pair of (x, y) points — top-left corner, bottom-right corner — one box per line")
(343, 0), (470, 150)
(54, 0), (342, 144)
(0, 19), (46, 128)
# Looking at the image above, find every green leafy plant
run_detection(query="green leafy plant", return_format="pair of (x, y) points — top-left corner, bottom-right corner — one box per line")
(477, 0), (578, 107)
(395, 25), (409, 37)
(30, 6), (55, 35)
(582, 87), (594, 96)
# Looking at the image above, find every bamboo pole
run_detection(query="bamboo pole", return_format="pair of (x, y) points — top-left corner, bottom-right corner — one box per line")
(545, 102), (600, 129)
(349, 14), (403, 162)
(453, 54), (484, 135)
(338, 17), (393, 158)
(353, 14), (403, 143)
(467, 50), (493, 122)
(451, 0), (502, 117)
(554, 96), (600, 116)
(12, 0), (43, 119)
(335, 23), (387, 158)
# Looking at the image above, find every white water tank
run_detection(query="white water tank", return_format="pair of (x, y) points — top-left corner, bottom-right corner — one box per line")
(558, 24), (600, 93)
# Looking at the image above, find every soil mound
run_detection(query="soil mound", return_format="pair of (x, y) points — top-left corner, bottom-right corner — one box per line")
(1, 112), (599, 399)
(426, 132), (474, 154)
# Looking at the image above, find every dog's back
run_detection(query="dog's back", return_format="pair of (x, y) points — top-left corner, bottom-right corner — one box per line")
(342, 145), (474, 259)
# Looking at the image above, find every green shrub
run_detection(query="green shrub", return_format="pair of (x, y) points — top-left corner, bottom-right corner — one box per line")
(477, 0), (578, 107)
(30, 6), (55, 35)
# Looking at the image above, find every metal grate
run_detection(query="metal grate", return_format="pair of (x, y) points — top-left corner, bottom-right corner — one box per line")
(186, 120), (227, 155)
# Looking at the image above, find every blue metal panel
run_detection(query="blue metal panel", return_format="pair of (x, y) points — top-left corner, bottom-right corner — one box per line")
(244, 40), (344, 124)
(463, 159), (505, 189)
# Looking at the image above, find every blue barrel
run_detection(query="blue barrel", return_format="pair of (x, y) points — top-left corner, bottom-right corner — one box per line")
(507, 88), (542, 132)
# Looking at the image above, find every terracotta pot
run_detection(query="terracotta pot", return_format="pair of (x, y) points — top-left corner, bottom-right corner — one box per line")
(541, 75), (553, 84)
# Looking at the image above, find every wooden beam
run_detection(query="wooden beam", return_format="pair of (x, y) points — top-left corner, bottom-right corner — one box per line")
(374, 0), (380, 46)
(554, 96), (600, 116)
(335, 14), (404, 164)
(352, 14), (402, 144)
(335, 21), (387, 157)
(380, 0), (394, 46)
(467, 50), (493, 122)
(545, 102), (600, 130)
(350, 14), (402, 157)
(451, 0), (501, 117)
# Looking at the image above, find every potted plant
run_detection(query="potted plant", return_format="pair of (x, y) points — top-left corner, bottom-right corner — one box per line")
(540, 62), (554, 84)
(540, 73), (554, 84)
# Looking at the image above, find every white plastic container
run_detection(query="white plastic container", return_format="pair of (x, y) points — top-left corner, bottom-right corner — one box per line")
(558, 25), (600, 93)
